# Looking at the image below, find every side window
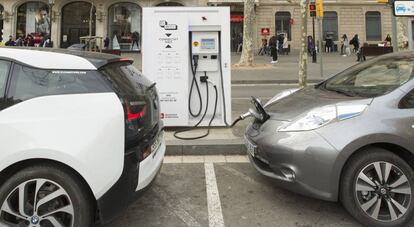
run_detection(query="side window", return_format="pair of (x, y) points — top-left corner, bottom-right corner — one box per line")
(7, 64), (111, 105)
(399, 89), (414, 109)
(0, 60), (11, 97)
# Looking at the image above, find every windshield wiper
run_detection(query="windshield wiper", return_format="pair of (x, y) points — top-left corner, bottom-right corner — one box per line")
(324, 87), (358, 97)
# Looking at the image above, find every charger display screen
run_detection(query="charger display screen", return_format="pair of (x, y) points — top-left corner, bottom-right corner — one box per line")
(201, 39), (216, 50)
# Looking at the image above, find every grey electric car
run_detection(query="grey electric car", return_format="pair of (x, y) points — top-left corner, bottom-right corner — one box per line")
(244, 51), (414, 227)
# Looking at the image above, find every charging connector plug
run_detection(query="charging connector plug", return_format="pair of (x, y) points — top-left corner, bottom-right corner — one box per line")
(200, 75), (209, 83)
(192, 55), (199, 67)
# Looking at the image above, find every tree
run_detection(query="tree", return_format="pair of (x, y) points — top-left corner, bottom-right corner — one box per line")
(236, 0), (255, 67)
(284, 0), (308, 87)
(298, 0), (308, 87)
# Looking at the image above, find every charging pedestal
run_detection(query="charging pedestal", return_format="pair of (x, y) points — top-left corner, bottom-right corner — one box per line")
(142, 7), (231, 127)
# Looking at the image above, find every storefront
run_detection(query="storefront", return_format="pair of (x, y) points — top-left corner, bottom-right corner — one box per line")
(107, 2), (142, 51)
(60, 1), (95, 48)
(231, 13), (243, 52)
(16, 1), (50, 44)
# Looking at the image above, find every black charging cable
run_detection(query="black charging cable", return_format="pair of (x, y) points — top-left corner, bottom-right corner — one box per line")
(188, 32), (203, 118)
(174, 73), (219, 140)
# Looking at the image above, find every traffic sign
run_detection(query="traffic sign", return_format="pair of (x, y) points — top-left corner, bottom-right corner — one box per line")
(394, 0), (414, 16)
(316, 0), (324, 18)
(261, 28), (270, 36)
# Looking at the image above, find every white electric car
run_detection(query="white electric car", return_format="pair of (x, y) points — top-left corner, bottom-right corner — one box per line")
(0, 48), (165, 226)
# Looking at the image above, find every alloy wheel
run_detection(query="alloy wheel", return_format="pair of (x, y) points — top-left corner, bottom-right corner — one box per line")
(355, 161), (412, 222)
(0, 178), (74, 227)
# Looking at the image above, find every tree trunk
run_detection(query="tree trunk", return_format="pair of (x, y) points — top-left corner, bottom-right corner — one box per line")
(89, 1), (94, 37)
(298, 0), (308, 87)
(397, 17), (408, 51)
(237, 0), (255, 66)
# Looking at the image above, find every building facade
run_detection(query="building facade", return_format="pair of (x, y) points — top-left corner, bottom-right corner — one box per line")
(0, 0), (396, 51)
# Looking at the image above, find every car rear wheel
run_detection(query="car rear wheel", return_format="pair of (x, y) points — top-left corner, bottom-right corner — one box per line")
(341, 147), (414, 227)
(0, 164), (93, 227)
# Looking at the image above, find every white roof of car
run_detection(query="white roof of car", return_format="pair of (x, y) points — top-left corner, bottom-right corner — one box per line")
(0, 48), (97, 70)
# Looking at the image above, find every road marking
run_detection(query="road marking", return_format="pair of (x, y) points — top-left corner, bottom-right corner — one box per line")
(205, 163), (225, 227)
(152, 186), (202, 227)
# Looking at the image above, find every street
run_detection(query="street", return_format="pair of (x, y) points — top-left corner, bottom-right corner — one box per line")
(103, 157), (362, 227)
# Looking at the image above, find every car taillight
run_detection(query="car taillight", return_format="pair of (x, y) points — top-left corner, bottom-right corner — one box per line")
(123, 99), (147, 121)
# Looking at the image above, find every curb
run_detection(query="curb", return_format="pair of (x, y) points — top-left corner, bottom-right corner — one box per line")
(166, 144), (247, 156)
(231, 79), (323, 84)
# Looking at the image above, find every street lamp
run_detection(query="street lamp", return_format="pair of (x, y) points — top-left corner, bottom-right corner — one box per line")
(48, 0), (55, 47)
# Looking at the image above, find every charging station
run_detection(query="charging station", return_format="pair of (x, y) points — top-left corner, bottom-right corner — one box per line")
(142, 7), (232, 127)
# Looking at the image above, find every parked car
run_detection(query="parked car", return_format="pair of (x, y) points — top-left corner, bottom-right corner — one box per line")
(0, 47), (164, 226)
(244, 51), (414, 227)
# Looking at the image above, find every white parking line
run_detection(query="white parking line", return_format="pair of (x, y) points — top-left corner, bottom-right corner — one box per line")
(205, 163), (225, 227)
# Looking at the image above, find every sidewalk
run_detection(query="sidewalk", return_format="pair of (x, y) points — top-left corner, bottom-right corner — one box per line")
(230, 51), (362, 84)
(122, 51), (364, 155)
(123, 51), (364, 84)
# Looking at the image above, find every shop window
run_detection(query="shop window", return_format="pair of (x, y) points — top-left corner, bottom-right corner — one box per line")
(61, 2), (96, 48)
(275, 12), (291, 41)
(16, 2), (49, 40)
(366, 12), (382, 41)
(108, 3), (142, 51)
(322, 11), (338, 41)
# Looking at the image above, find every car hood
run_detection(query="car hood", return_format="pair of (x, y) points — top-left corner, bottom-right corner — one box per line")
(264, 86), (371, 121)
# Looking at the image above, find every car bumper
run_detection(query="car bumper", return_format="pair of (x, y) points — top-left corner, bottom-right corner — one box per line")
(96, 130), (165, 224)
(245, 120), (340, 201)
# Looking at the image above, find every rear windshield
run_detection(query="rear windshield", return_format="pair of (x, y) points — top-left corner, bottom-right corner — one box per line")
(321, 56), (414, 97)
(8, 64), (111, 104)
(99, 62), (153, 98)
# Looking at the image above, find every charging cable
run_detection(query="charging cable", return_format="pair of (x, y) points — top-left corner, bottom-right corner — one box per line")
(174, 73), (219, 140)
(188, 33), (203, 118)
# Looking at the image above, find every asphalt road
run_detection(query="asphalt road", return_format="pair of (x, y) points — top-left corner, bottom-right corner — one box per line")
(103, 160), (363, 227)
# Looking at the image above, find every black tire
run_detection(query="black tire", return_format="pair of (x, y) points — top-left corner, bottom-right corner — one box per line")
(341, 147), (414, 227)
(0, 164), (94, 227)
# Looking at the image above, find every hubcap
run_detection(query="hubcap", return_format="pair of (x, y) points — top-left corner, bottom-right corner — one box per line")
(0, 178), (74, 227)
(31, 216), (39, 224)
(355, 161), (411, 222)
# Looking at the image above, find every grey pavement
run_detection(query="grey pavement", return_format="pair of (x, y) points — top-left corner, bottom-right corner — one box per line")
(103, 161), (366, 227)
(121, 51), (367, 155)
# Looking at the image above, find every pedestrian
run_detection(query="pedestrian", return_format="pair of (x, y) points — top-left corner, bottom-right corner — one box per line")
(131, 31), (140, 50)
(350, 34), (360, 53)
(104, 37), (110, 49)
(384, 34), (391, 46)
(282, 35), (289, 55)
(5, 36), (16, 46)
(277, 34), (284, 54)
(341, 34), (350, 57)
(269, 35), (278, 63)
(236, 33), (243, 54)
(258, 38), (267, 55)
(325, 34), (334, 52)
(307, 35), (315, 56)
(27, 34), (35, 47)
(357, 42), (368, 62)
(15, 36), (23, 46)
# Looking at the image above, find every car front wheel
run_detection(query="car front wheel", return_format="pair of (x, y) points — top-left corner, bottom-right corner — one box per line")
(0, 164), (93, 227)
(341, 147), (414, 227)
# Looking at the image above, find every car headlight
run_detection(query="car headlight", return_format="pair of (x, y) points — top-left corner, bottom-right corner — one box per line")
(279, 104), (368, 132)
